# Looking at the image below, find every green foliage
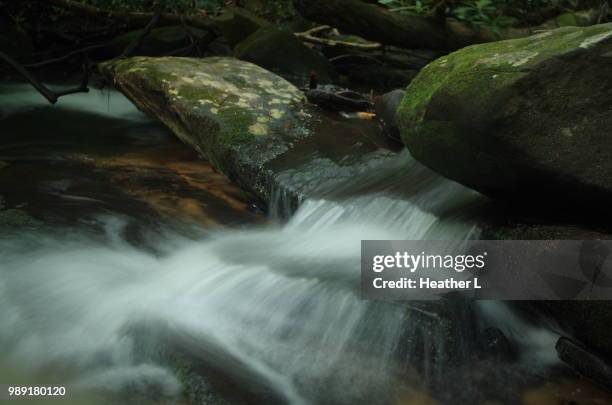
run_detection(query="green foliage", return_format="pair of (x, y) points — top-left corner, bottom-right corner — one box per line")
(377, 0), (432, 16)
(377, 0), (593, 36)
(74, 0), (296, 19)
(75, 0), (225, 14)
(233, 0), (296, 21)
(452, 0), (518, 36)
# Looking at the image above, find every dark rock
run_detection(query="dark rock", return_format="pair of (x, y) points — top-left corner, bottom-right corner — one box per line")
(348, 65), (418, 92)
(213, 6), (270, 47)
(480, 327), (516, 361)
(234, 27), (335, 86)
(374, 89), (405, 142)
(546, 302), (612, 362)
(556, 336), (612, 391)
(206, 37), (233, 56)
(397, 24), (612, 206)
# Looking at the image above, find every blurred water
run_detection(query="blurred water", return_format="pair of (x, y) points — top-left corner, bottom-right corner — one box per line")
(0, 84), (559, 405)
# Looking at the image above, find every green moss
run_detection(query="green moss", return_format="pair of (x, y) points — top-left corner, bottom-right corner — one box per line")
(399, 23), (612, 139)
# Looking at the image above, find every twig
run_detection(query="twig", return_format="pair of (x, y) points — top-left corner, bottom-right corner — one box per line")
(120, 11), (161, 58)
(304, 89), (373, 112)
(295, 25), (383, 50)
(24, 42), (111, 68)
(329, 54), (384, 66)
(0, 51), (89, 104)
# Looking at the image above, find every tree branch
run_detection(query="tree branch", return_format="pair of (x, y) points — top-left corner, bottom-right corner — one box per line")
(0, 51), (89, 104)
(120, 11), (161, 58)
(295, 25), (383, 49)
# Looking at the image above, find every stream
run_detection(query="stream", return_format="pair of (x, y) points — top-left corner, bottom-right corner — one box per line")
(0, 84), (609, 405)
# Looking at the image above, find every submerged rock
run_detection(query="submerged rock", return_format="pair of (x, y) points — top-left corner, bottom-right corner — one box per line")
(234, 27), (335, 86)
(99, 56), (309, 200)
(397, 24), (612, 205)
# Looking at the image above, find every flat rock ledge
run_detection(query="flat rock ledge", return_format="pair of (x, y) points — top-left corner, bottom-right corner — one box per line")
(99, 56), (311, 202)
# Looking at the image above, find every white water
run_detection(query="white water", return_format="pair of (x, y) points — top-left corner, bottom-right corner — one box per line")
(0, 163), (482, 404)
(0, 85), (559, 404)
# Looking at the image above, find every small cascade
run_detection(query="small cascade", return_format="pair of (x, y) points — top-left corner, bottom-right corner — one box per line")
(0, 84), (563, 405)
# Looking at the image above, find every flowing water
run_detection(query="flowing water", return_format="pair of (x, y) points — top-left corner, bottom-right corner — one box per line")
(0, 84), (604, 405)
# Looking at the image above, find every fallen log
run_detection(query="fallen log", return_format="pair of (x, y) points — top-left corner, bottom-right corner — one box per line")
(292, 0), (491, 50)
(47, 0), (216, 31)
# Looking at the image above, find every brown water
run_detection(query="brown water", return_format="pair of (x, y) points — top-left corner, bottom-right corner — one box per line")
(0, 83), (261, 235)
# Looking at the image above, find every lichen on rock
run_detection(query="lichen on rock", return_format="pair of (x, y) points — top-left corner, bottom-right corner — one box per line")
(99, 56), (310, 200)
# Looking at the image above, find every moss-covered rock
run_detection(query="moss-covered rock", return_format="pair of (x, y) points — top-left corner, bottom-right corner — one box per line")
(234, 27), (335, 86)
(99, 56), (309, 200)
(397, 24), (612, 205)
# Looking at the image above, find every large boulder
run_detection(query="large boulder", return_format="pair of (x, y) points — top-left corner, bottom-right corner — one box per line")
(234, 27), (335, 86)
(99, 57), (309, 200)
(397, 24), (612, 205)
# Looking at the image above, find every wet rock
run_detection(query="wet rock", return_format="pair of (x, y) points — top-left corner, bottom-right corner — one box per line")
(556, 336), (612, 391)
(397, 24), (612, 206)
(104, 26), (211, 58)
(480, 216), (612, 241)
(374, 89), (405, 143)
(99, 56), (309, 200)
(546, 302), (612, 362)
(348, 65), (418, 92)
(213, 6), (270, 47)
(207, 37), (233, 56)
(100, 56), (399, 211)
(480, 327), (515, 361)
(234, 27), (335, 86)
